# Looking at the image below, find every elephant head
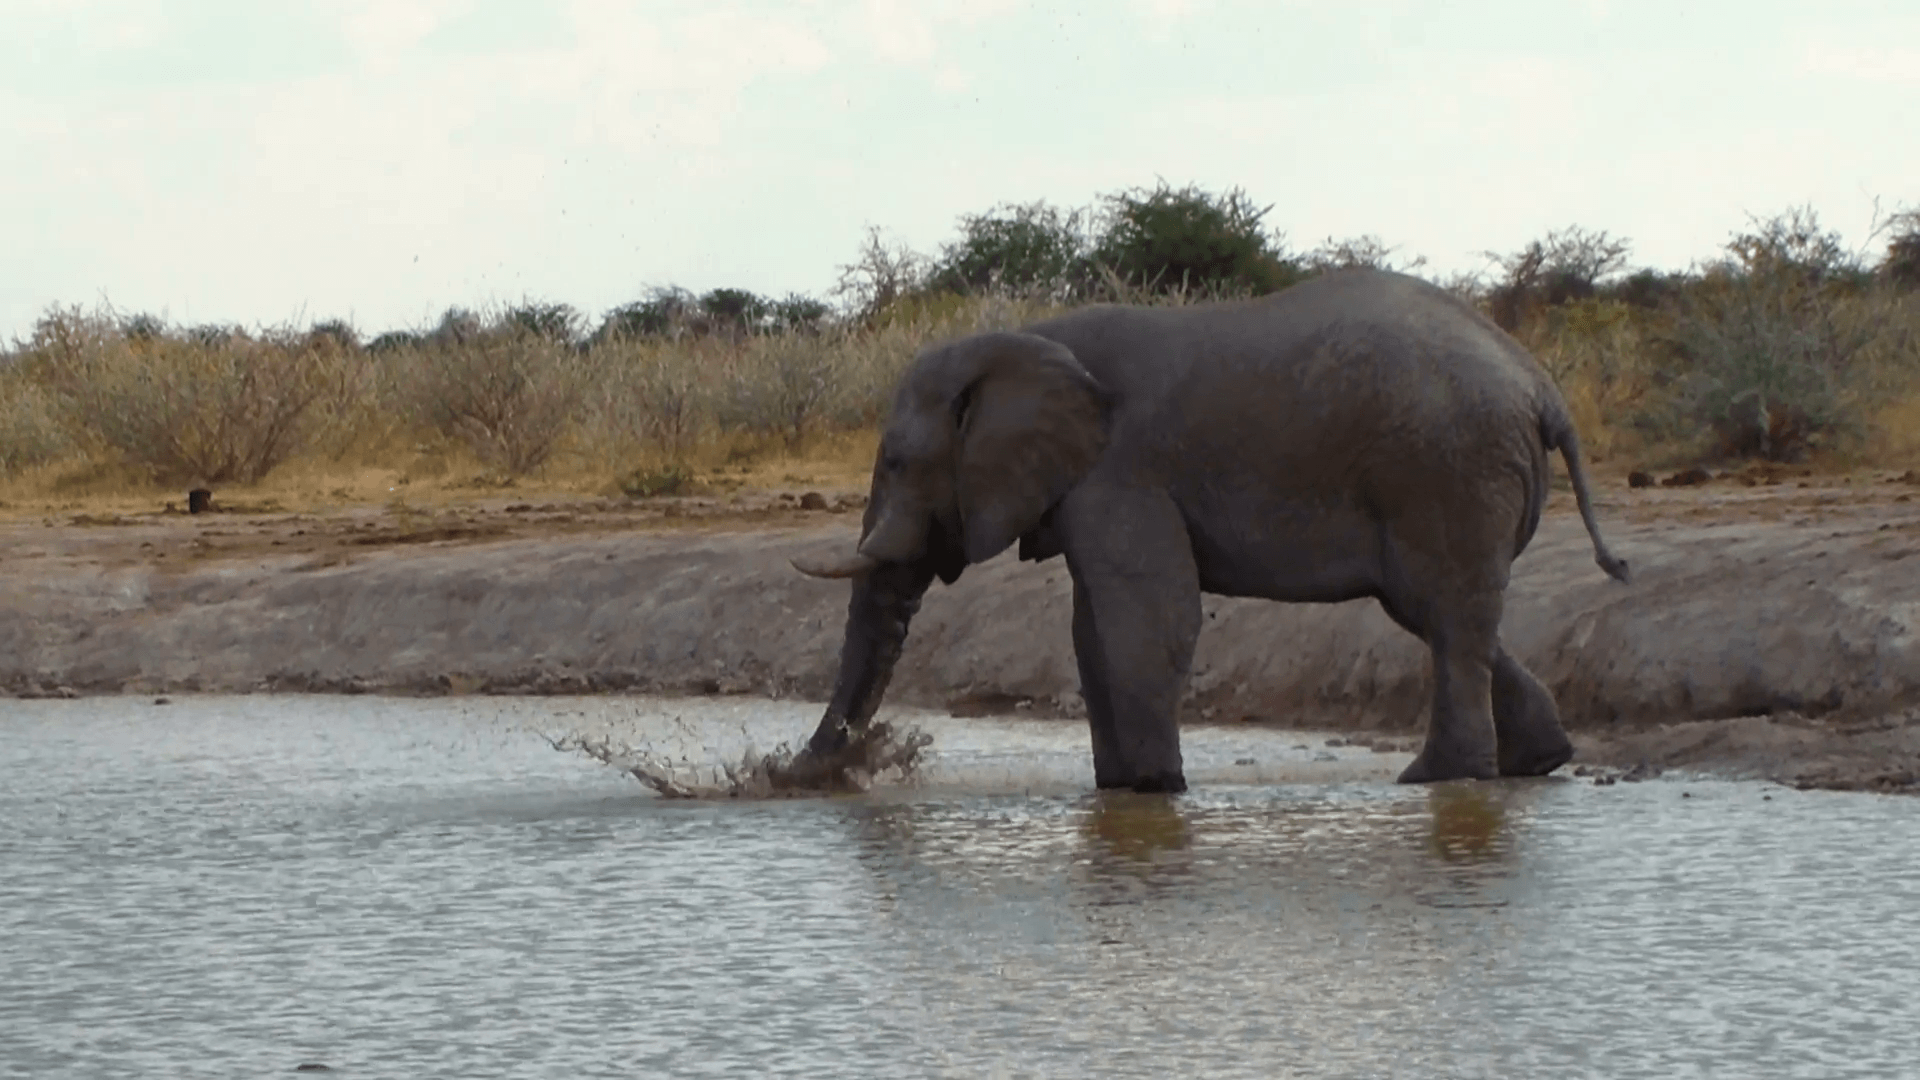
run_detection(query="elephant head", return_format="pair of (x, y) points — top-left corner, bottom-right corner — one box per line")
(790, 331), (1110, 755)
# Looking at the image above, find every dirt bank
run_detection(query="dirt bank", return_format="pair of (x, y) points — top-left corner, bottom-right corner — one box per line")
(3, 470), (1918, 792)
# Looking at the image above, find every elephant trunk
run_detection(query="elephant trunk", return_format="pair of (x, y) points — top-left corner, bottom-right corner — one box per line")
(805, 560), (935, 756)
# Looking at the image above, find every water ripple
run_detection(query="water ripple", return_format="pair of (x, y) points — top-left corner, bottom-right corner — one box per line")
(1, 695), (1915, 1078)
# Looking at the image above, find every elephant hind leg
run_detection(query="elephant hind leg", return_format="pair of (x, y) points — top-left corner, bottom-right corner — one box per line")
(1375, 582), (1502, 784)
(1377, 595), (1571, 779)
(1397, 593), (1502, 784)
(1491, 649), (1573, 777)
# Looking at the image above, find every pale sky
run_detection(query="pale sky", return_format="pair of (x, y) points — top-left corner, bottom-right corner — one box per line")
(5, 0), (1916, 341)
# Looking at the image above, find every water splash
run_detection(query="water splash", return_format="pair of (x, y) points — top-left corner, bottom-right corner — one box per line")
(544, 718), (931, 799)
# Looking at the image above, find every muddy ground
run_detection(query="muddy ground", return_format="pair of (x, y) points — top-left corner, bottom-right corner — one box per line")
(3, 465), (1918, 794)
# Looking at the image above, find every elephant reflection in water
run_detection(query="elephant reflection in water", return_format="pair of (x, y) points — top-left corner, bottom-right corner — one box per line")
(1081, 791), (1195, 867)
(842, 781), (1541, 927)
(1425, 782), (1517, 864)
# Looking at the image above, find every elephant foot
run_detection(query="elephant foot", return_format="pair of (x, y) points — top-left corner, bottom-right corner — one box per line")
(1131, 771), (1188, 795)
(1497, 730), (1574, 778)
(1093, 768), (1189, 794)
(1397, 744), (1499, 785)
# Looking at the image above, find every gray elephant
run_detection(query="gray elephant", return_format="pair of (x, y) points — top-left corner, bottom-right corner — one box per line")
(791, 268), (1630, 793)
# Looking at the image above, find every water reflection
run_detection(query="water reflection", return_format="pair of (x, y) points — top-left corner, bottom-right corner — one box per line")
(1425, 781), (1514, 864)
(1079, 791), (1193, 866)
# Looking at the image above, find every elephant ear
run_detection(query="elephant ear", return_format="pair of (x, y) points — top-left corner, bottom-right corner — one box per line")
(955, 341), (1109, 565)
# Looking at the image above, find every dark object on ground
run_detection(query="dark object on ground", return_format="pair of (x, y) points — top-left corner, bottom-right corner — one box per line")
(799, 492), (829, 511)
(1628, 471), (1654, 488)
(1662, 467), (1713, 487)
(188, 489), (213, 514)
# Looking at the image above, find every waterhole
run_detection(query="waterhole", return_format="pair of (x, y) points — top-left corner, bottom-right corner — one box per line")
(3, 694), (1916, 1078)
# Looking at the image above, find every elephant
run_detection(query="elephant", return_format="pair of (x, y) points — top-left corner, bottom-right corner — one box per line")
(790, 268), (1630, 793)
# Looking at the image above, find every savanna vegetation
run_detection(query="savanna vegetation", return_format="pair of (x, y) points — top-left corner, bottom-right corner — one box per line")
(3, 181), (1917, 512)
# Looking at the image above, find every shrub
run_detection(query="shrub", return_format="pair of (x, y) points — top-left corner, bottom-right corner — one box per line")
(45, 315), (336, 484)
(930, 200), (1090, 299)
(1086, 181), (1301, 298)
(833, 227), (931, 324)
(307, 319), (361, 352)
(394, 326), (585, 475)
(1514, 298), (1653, 458)
(1302, 234), (1425, 276)
(618, 462), (697, 498)
(1643, 209), (1881, 461)
(0, 375), (71, 473)
(697, 288), (770, 335)
(367, 330), (422, 354)
(505, 302), (584, 345)
(1882, 211), (1920, 289)
(769, 293), (832, 333)
(1484, 226), (1633, 331)
(588, 339), (708, 461)
(718, 332), (845, 450)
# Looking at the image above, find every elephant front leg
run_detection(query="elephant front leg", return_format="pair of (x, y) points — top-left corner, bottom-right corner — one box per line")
(1071, 579), (1132, 789)
(1062, 488), (1201, 795)
(1491, 648), (1574, 777)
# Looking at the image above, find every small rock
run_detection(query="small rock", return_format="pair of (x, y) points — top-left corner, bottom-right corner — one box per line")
(294, 1066), (333, 1073)
(153, 697), (171, 706)
(1324, 737), (1346, 747)
(1235, 757), (1256, 766)
(1627, 470), (1654, 489)
(798, 492), (829, 511)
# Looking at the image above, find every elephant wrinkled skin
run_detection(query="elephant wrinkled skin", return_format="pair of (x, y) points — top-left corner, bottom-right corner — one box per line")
(794, 269), (1630, 792)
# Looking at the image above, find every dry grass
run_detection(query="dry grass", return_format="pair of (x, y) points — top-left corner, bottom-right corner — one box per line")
(4, 285), (1917, 521)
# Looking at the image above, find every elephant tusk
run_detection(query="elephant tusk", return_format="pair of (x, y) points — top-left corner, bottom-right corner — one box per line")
(788, 551), (878, 579)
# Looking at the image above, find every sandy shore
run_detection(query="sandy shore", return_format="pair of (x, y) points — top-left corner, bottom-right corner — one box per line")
(3, 467), (1918, 793)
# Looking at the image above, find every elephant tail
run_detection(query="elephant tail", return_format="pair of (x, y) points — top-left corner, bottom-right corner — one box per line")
(1540, 404), (1632, 585)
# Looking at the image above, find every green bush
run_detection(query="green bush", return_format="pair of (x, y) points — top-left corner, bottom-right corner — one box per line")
(930, 200), (1090, 298)
(1086, 181), (1301, 298)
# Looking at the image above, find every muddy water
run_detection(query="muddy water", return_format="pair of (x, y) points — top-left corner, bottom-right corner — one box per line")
(2, 697), (1916, 1079)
